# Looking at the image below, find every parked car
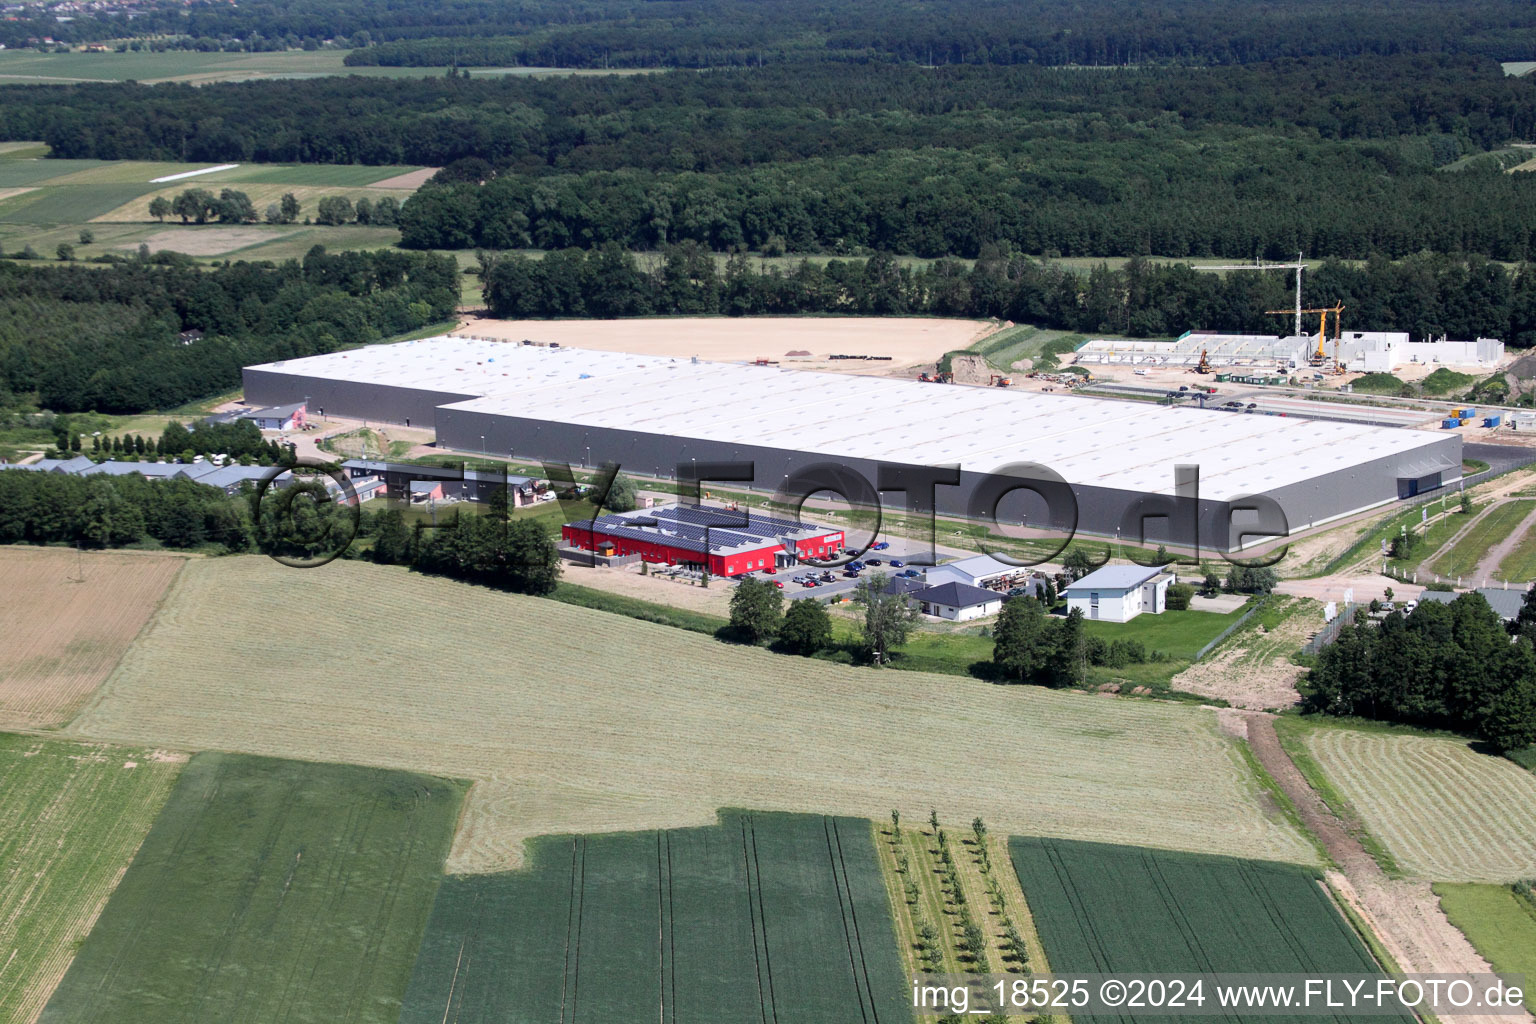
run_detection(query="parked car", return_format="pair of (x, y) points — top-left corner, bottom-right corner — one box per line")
(873, 541), (890, 550)
(819, 573), (836, 582)
(900, 569), (921, 578)
(763, 567), (776, 574)
(890, 559), (905, 567)
(843, 570), (860, 578)
(771, 580), (783, 588)
(803, 580), (818, 587)
(866, 558), (883, 565)
(1246, 402), (1258, 409)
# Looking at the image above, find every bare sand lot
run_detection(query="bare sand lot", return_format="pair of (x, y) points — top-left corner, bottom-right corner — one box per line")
(68, 556), (1314, 874)
(0, 547), (185, 730)
(369, 167), (438, 189)
(454, 315), (992, 373)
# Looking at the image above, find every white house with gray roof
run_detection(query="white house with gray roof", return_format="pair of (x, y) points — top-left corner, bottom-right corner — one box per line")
(1063, 564), (1173, 622)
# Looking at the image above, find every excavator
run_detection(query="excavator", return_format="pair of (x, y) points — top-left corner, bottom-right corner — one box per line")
(1194, 348), (1212, 374)
(989, 374), (1012, 388)
(918, 370), (954, 383)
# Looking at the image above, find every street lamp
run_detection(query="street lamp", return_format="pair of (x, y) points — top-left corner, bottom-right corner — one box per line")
(480, 435), (485, 455)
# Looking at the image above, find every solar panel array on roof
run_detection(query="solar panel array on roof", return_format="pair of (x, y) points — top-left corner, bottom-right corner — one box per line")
(577, 504), (833, 555)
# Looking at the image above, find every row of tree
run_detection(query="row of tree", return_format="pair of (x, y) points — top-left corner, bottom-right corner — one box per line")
(1306, 593), (1536, 754)
(0, 247), (457, 414)
(0, 468), (252, 550)
(147, 190), (400, 228)
(482, 245), (1536, 349)
(14, 0), (1536, 64)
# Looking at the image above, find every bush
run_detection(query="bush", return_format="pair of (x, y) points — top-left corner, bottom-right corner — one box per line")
(1166, 582), (1195, 610)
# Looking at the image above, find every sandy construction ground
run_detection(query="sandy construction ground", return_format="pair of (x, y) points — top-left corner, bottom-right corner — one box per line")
(0, 547), (185, 730)
(453, 315), (991, 373)
(68, 556), (1315, 874)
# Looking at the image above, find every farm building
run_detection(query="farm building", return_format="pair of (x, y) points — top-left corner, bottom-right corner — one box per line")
(244, 336), (1464, 552)
(1417, 586), (1528, 621)
(1063, 564), (1173, 622)
(562, 503), (844, 576)
(925, 554), (1020, 589)
(911, 581), (1003, 621)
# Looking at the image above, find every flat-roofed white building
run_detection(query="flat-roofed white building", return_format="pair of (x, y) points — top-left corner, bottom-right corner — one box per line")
(243, 336), (1464, 552)
(1064, 564), (1173, 622)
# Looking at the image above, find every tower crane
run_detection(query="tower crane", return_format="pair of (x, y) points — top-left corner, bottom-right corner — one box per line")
(1266, 303), (1345, 366)
(1196, 254), (1307, 331)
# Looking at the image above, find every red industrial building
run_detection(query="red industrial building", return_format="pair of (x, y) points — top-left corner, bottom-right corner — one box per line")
(562, 503), (844, 577)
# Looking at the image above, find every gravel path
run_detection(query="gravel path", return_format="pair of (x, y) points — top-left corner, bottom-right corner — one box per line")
(1231, 711), (1528, 1024)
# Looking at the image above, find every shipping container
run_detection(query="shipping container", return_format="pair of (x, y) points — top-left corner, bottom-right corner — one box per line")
(1485, 415), (1502, 427)
(1442, 418), (1460, 428)
(1462, 407), (1477, 418)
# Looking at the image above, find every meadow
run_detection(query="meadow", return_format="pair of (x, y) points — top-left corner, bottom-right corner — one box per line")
(1009, 837), (1406, 1024)
(38, 752), (464, 1024)
(399, 812), (907, 1023)
(1430, 499), (1536, 580)
(0, 146), (428, 261)
(0, 734), (183, 1024)
(0, 547), (185, 730)
(66, 555), (1316, 873)
(1434, 883), (1536, 980)
(1300, 727), (1536, 881)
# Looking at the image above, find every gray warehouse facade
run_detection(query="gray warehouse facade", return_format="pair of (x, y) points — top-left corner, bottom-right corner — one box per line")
(244, 337), (1462, 553)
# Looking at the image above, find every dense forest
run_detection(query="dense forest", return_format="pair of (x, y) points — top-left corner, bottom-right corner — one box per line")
(483, 247), (1536, 350)
(0, 249), (457, 413)
(9, 56), (1536, 261)
(1306, 594), (1536, 755)
(11, 0), (1536, 65)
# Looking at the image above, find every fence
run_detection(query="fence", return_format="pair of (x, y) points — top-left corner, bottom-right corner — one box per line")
(1301, 602), (1358, 655)
(1192, 596), (1270, 662)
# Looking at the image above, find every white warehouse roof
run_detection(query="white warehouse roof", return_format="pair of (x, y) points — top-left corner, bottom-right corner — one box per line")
(248, 336), (1453, 502)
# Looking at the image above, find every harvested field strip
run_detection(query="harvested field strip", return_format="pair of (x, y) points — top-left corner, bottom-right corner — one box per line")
(0, 735), (182, 1024)
(1009, 837), (1406, 1024)
(398, 812), (909, 1023)
(1302, 729), (1536, 882)
(69, 557), (1314, 872)
(38, 753), (464, 1024)
(0, 547), (184, 730)
(92, 183), (418, 223)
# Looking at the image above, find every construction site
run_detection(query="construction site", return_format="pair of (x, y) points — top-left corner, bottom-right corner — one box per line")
(1075, 258), (1505, 377)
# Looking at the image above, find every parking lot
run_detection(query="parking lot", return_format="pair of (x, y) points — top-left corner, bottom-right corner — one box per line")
(733, 534), (948, 601)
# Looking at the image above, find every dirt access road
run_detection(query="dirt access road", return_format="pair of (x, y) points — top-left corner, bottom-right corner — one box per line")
(1227, 711), (1528, 1024)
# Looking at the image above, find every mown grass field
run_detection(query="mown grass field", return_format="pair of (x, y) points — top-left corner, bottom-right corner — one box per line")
(1433, 882), (1536, 980)
(1300, 727), (1536, 881)
(0, 547), (185, 731)
(0, 734), (183, 1024)
(67, 555), (1315, 873)
(1431, 499), (1536, 580)
(1009, 837), (1407, 1024)
(400, 812), (907, 1023)
(39, 752), (464, 1024)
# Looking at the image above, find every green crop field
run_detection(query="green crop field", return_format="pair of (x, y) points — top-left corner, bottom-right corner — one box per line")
(0, 159), (110, 187)
(1431, 500), (1536, 580)
(1009, 837), (1406, 1024)
(1434, 883), (1536, 980)
(400, 812), (909, 1024)
(0, 734), (182, 1024)
(0, 183), (165, 224)
(38, 752), (465, 1024)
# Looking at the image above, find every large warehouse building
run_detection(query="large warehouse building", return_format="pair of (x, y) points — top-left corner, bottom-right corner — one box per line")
(244, 337), (1463, 552)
